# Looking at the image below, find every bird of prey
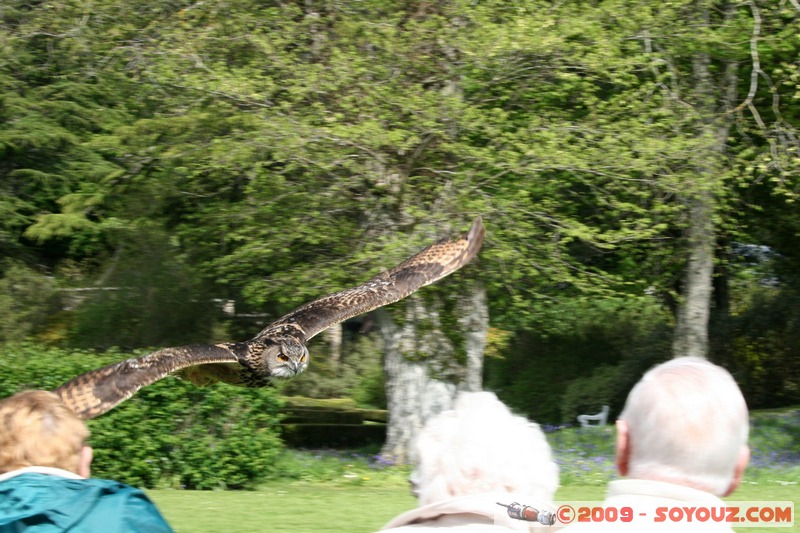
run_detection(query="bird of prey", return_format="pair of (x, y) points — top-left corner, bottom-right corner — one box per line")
(55, 217), (485, 419)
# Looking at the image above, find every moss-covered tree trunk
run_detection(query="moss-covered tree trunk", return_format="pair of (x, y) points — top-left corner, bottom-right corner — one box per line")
(378, 285), (487, 463)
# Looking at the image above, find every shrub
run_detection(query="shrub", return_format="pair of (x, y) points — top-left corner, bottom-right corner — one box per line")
(0, 343), (284, 489)
(560, 365), (620, 425)
(0, 263), (59, 343)
(726, 287), (800, 408)
(67, 229), (216, 350)
(487, 298), (672, 424)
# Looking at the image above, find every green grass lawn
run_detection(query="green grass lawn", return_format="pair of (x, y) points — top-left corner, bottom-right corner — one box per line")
(150, 482), (414, 533)
(150, 482), (798, 532)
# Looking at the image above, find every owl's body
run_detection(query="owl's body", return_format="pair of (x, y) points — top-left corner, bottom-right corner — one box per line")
(55, 217), (484, 419)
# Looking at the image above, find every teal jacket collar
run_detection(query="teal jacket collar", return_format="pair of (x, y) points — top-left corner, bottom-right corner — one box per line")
(0, 470), (173, 532)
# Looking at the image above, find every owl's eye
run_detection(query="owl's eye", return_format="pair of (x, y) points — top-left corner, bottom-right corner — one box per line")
(300, 353), (307, 363)
(277, 354), (289, 362)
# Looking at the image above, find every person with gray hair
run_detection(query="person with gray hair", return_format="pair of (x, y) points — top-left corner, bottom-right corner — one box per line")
(380, 391), (559, 532)
(562, 356), (750, 531)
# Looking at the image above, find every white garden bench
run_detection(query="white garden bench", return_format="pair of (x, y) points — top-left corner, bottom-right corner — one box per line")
(576, 405), (610, 428)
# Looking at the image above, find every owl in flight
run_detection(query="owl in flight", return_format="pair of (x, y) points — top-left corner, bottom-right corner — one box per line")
(55, 217), (484, 419)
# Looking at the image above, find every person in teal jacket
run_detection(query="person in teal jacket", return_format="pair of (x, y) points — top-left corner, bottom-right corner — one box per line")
(0, 390), (173, 532)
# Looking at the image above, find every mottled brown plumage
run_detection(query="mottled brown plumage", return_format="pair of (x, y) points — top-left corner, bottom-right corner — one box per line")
(55, 217), (485, 419)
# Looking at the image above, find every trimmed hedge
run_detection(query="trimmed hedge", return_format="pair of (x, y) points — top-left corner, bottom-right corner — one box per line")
(279, 396), (388, 447)
(281, 423), (386, 448)
(281, 407), (365, 425)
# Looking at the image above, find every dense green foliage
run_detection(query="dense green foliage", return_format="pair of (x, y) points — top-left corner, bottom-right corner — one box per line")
(1, 1), (799, 432)
(67, 229), (217, 349)
(490, 288), (800, 423)
(1, 344), (797, 498)
(0, 263), (59, 342)
(0, 345), (284, 489)
(487, 297), (672, 422)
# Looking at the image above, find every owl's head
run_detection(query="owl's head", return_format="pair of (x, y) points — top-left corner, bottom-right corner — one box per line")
(267, 336), (309, 379)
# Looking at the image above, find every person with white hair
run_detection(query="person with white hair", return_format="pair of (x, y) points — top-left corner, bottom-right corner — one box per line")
(380, 391), (559, 532)
(562, 356), (750, 531)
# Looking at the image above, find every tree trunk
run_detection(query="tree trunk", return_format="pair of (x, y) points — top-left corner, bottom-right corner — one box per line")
(671, 2), (738, 359)
(672, 191), (715, 359)
(458, 287), (488, 392)
(379, 284), (488, 463)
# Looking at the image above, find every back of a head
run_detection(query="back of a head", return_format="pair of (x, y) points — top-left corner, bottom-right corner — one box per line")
(619, 357), (748, 495)
(412, 391), (559, 506)
(0, 390), (89, 475)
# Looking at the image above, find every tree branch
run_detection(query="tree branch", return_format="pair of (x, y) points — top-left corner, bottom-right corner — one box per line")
(735, 1), (765, 130)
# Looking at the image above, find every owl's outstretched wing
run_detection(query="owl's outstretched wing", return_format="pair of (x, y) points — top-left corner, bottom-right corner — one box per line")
(54, 216), (485, 419)
(55, 344), (241, 419)
(257, 216), (485, 343)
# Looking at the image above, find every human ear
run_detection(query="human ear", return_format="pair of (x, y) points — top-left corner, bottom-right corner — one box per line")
(722, 445), (750, 497)
(615, 419), (630, 477)
(77, 446), (93, 478)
